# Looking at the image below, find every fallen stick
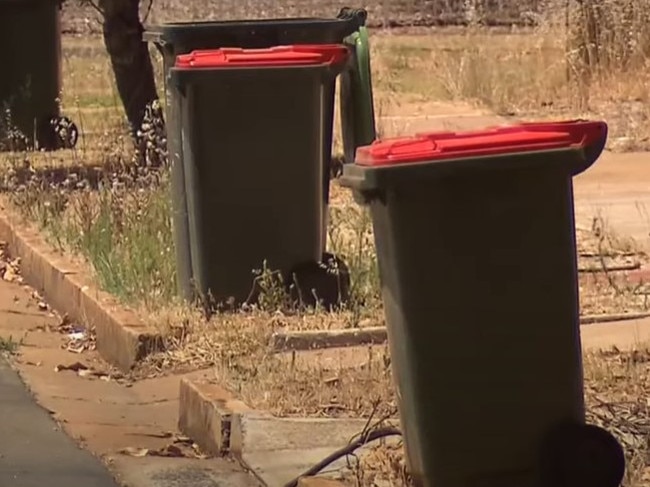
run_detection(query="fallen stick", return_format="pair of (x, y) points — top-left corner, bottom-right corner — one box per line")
(580, 311), (650, 325)
(270, 326), (388, 352)
(272, 313), (650, 352)
(578, 262), (641, 273)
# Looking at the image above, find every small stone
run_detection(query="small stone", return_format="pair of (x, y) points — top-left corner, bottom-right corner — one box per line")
(3, 267), (16, 282)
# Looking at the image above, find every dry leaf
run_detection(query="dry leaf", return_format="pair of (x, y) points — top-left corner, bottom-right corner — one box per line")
(119, 447), (149, 458)
(150, 445), (184, 458)
(323, 376), (340, 386)
(55, 362), (89, 372)
(173, 435), (193, 444)
(67, 345), (87, 354)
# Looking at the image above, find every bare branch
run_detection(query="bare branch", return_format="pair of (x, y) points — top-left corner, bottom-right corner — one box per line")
(142, 0), (154, 24)
(283, 426), (403, 487)
(80, 0), (104, 16)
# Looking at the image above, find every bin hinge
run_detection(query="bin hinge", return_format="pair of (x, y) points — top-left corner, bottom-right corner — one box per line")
(337, 7), (368, 26)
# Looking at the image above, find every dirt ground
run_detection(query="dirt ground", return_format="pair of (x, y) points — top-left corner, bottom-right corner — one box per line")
(574, 151), (650, 248)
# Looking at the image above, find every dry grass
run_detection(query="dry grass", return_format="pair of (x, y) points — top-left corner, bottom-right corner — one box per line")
(577, 220), (650, 316)
(3, 5), (650, 483)
(334, 347), (650, 487)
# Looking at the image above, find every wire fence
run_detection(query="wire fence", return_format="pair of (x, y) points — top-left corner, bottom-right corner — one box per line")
(61, 0), (545, 34)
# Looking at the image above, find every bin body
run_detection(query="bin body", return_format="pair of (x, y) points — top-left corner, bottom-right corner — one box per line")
(171, 47), (347, 306)
(340, 122), (615, 487)
(0, 0), (62, 150)
(144, 13), (371, 300)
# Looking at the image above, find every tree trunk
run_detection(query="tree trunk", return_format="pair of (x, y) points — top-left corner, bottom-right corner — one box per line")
(98, 0), (158, 139)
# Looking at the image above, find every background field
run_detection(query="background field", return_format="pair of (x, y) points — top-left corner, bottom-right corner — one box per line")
(62, 0), (541, 34)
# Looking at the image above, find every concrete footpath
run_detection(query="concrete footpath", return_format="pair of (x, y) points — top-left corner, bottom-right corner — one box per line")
(0, 357), (119, 487)
(0, 277), (260, 487)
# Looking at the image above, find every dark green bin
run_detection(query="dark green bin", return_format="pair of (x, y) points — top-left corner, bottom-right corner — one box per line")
(170, 46), (349, 307)
(144, 10), (375, 301)
(0, 0), (77, 151)
(339, 121), (625, 487)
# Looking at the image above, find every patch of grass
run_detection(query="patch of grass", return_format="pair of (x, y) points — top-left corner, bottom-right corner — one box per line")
(5, 163), (175, 307)
(338, 347), (650, 487)
(0, 335), (22, 354)
(577, 216), (650, 317)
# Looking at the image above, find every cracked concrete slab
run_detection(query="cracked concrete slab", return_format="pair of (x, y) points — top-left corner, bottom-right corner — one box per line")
(230, 413), (370, 486)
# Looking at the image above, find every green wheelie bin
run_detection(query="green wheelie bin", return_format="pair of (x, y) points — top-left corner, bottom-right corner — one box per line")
(144, 9), (374, 302)
(0, 0), (78, 151)
(340, 25), (376, 164)
(339, 120), (625, 487)
(170, 45), (351, 308)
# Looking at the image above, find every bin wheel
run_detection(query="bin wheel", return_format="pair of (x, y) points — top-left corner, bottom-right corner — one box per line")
(330, 155), (345, 179)
(287, 253), (351, 310)
(539, 420), (625, 487)
(50, 116), (79, 150)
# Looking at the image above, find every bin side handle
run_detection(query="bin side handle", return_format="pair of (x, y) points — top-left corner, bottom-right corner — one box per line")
(168, 68), (187, 96)
(143, 30), (166, 48)
(572, 130), (608, 177)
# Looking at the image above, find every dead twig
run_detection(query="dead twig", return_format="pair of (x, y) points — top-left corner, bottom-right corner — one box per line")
(283, 426), (403, 487)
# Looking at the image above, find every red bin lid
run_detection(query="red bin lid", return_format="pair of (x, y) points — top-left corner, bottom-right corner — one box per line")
(355, 120), (607, 166)
(175, 44), (348, 68)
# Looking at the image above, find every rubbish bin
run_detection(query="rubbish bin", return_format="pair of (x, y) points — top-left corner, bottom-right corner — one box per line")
(339, 120), (626, 487)
(144, 9), (373, 301)
(170, 45), (350, 308)
(340, 26), (376, 164)
(0, 0), (78, 151)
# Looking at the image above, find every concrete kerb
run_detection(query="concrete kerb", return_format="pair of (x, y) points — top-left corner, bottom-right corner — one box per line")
(178, 378), (252, 456)
(0, 204), (162, 372)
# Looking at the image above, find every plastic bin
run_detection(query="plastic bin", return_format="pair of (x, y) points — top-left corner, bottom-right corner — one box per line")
(144, 9), (374, 301)
(170, 44), (350, 307)
(339, 120), (625, 487)
(340, 26), (376, 163)
(0, 0), (77, 151)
